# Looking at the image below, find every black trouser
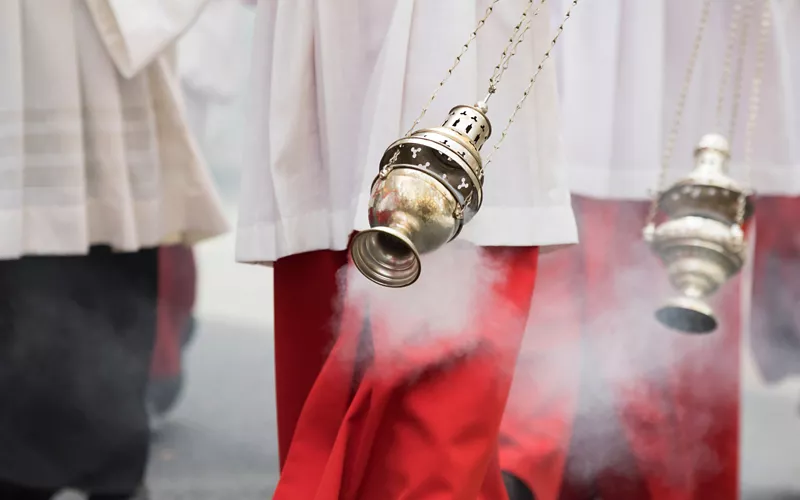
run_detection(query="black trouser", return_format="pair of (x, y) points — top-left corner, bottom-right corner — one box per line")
(0, 247), (158, 493)
(0, 480), (135, 499)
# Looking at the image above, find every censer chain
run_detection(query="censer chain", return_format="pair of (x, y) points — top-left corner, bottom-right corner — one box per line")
(727, 0), (754, 142)
(485, 0), (580, 166)
(735, 0), (771, 227)
(485, 0), (547, 103)
(644, 0), (713, 236)
(714, 0), (747, 132)
(405, 0), (502, 137)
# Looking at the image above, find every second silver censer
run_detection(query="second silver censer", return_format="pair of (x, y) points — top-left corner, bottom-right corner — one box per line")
(644, 0), (768, 333)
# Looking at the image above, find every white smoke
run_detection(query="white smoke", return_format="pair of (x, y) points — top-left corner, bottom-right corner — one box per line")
(333, 240), (528, 375)
(505, 228), (741, 490)
(329, 205), (742, 492)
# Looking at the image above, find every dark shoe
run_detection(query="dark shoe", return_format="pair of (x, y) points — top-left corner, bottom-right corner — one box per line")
(503, 471), (536, 500)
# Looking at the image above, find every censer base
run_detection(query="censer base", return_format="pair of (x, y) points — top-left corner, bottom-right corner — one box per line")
(655, 296), (717, 334)
(350, 227), (421, 288)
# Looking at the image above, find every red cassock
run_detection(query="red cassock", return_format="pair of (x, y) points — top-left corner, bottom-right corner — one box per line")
(150, 244), (198, 380)
(272, 245), (539, 499)
(499, 197), (740, 500)
(749, 196), (800, 384)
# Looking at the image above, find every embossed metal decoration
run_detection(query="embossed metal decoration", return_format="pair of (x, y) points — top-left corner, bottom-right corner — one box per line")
(645, 134), (753, 334)
(350, 104), (490, 287)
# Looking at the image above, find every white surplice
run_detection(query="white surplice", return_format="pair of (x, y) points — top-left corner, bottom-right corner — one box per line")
(557, 0), (800, 200)
(178, 0), (253, 103)
(0, 0), (229, 260)
(178, 0), (254, 146)
(236, 0), (578, 264)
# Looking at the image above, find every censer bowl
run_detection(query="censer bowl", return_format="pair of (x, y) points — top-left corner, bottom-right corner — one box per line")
(655, 296), (717, 334)
(350, 167), (460, 288)
(651, 216), (745, 334)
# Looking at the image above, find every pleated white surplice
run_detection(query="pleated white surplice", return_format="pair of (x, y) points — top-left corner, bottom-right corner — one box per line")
(236, 0), (578, 264)
(557, 0), (800, 200)
(0, 0), (229, 260)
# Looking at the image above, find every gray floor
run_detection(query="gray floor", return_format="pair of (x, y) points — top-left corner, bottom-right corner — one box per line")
(145, 319), (279, 498)
(144, 229), (280, 498)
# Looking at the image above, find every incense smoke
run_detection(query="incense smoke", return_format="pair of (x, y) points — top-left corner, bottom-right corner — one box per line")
(330, 206), (741, 490)
(505, 212), (740, 490)
(332, 240), (527, 375)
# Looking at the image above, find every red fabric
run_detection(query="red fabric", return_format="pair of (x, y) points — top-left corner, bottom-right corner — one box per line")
(150, 245), (198, 378)
(496, 239), (583, 500)
(272, 246), (539, 499)
(499, 197), (740, 500)
(273, 249), (349, 468)
(750, 196), (800, 383)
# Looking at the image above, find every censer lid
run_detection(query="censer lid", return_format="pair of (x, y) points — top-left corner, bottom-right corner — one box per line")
(685, 133), (741, 192)
(403, 102), (492, 183)
(441, 102), (493, 152)
(693, 133), (730, 158)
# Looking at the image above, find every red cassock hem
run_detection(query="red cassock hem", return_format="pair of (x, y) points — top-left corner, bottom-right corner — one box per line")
(273, 246), (539, 499)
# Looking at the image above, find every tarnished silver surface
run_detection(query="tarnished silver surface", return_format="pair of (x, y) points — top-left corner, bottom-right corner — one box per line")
(350, 103), (491, 288)
(651, 216), (746, 333)
(649, 133), (754, 333)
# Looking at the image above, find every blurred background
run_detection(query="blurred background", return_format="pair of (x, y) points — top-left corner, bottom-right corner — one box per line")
(47, 1), (800, 498)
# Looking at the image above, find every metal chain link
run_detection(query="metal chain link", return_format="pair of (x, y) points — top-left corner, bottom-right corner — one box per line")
(728, 0), (755, 141)
(405, 0), (502, 136)
(715, 0), (746, 131)
(644, 0), (713, 234)
(485, 21), (533, 102)
(484, 0), (580, 166)
(735, 0), (771, 226)
(485, 0), (547, 102)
